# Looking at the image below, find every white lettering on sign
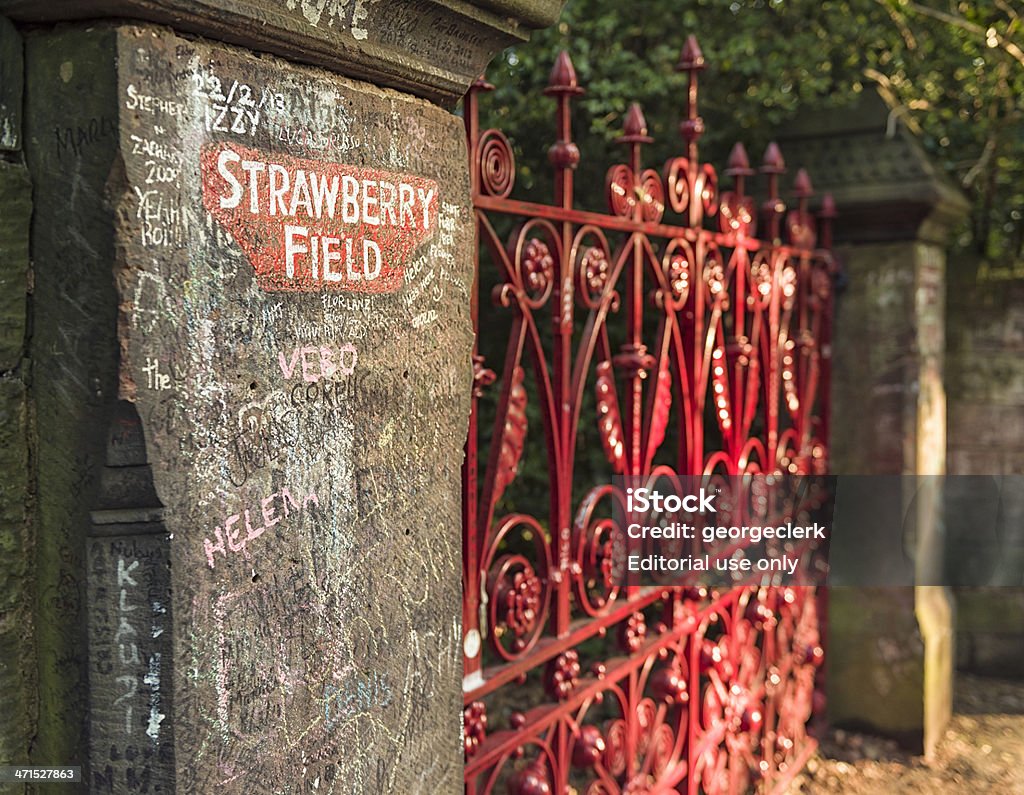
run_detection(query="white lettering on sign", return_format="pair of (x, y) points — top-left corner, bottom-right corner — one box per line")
(201, 142), (440, 293)
(283, 226), (382, 283)
(214, 149), (436, 230)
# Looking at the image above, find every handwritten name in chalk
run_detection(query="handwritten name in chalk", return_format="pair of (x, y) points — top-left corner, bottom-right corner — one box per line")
(203, 487), (319, 568)
(124, 84), (187, 118)
(200, 142), (440, 294)
(278, 344), (358, 383)
(114, 557), (141, 735)
(323, 672), (393, 730)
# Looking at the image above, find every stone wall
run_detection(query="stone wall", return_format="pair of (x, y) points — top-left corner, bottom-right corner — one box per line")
(0, 13), (35, 780)
(0, 4), (516, 785)
(947, 257), (1024, 476)
(947, 255), (1024, 677)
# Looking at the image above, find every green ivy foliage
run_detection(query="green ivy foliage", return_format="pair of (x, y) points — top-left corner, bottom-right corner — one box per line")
(478, 0), (1024, 257)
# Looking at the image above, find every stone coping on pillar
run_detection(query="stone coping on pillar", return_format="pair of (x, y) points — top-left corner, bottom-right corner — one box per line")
(0, 0), (565, 106)
(778, 90), (969, 245)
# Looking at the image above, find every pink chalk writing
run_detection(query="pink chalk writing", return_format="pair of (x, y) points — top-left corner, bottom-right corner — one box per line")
(277, 344), (358, 383)
(203, 487), (319, 568)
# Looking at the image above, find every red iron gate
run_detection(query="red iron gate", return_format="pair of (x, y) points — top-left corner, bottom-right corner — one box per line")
(462, 37), (833, 794)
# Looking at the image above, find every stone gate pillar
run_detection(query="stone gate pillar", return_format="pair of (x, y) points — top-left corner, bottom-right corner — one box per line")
(0, 13), (33, 783)
(780, 92), (969, 756)
(0, 1), (561, 790)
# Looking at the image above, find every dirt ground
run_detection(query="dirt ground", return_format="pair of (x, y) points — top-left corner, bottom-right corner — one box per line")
(789, 674), (1024, 793)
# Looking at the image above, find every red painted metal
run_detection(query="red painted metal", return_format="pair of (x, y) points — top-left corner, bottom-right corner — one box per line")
(463, 38), (833, 794)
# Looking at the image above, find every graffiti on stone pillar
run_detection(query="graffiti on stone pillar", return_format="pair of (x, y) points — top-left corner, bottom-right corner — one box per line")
(82, 24), (472, 792)
(82, 391), (175, 792)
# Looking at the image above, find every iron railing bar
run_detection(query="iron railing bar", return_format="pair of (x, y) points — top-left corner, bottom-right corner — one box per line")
(464, 587), (667, 703)
(464, 589), (743, 775)
(473, 194), (831, 261)
(463, 586), (740, 704)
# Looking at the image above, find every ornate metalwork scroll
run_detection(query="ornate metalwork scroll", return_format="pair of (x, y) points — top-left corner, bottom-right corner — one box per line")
(463, 36), (834, 794)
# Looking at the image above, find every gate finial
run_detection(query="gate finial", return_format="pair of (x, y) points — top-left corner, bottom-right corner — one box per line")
(545, 50), (583, 96)
(677, 34), (705, 71)
(793, 168), (813, 198)
(727, 142), (754, 197)
(676, 35), (705, 157)
(619, 103), (652, 143)
(793, 167), (814, 219)
(616, 103), (653, 204)
(761, 142), (786, 174)
(726, 142), (753, 175)
(545, 51), (583, 207)
(761, 142), (787, 241)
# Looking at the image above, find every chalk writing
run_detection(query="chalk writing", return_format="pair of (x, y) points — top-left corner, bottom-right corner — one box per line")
(88, 534), (173, 785)
(143, 651), (164, 740)
(403, 267), (433, 306)
(142, 357), (173, 390)
(351, 0), (371, 40)
(278, 344), (358, 382)
(125, 84), (187, 118)
(134, 187), (186, 249)
(288, 371), (370, 411)
(203, 488), (320, 568)
(275, 123), (359, 154)
(129, 134), (182, 165)
(412, 310), (438, 329)
(114, 558), (141, 734)
(225, 409), (299, 487)
(323, 672), (393, 730)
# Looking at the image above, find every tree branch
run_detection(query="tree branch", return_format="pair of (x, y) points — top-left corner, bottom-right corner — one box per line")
(903, 1), (1024, 68)
(963, 137), (997, 189)
(874, 0), (918, 49)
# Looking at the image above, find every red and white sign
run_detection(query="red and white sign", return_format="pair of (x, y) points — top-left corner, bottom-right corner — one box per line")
(201, 142), (439, 293)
